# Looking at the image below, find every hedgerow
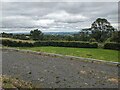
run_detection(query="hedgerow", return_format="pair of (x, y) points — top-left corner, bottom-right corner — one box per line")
(1, 39), (98, 48)
(34, 41), (98, 48)
(2, 40), (33, 47)
(104, 42), (120, 50)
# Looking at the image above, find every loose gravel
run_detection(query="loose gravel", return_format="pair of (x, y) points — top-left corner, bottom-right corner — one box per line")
(2, 49), (119, 88)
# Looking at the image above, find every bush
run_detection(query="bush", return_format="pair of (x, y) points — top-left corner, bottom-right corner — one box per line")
(104, 42), (120, 50)
(34, 41), (98, 48)
(1, 39), (98, 48)
(89, 38), (96, 42)
(90, 42), (98, 48)
(2, 39), (33, 47)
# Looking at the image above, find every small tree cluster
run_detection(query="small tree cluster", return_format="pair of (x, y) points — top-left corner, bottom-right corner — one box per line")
(30, 29), (44, 41)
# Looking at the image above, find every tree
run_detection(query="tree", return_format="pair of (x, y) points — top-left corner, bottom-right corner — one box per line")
(90, 18), (115, 42)
(74, 29), (90, 41)
(109, 31), (120, 43)
(1, 32), (13, 38)
(30, 29), (43, 40)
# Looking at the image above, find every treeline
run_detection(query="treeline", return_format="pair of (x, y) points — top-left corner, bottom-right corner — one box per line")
(1, 29), (119, 43)
(1, 32), (30, 40)
(0, 31), (76, 41)
(1, 18), (119, 43)
(1, 39), (119, 50)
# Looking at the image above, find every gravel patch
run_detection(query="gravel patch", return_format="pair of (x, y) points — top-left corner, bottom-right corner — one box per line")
(2, 49), (119, 88)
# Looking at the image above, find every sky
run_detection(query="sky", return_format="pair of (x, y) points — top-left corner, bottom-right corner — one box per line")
(1, 1), (118, 33)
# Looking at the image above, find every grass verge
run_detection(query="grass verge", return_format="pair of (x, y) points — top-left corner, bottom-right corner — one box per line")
(17, 46), (119, 62)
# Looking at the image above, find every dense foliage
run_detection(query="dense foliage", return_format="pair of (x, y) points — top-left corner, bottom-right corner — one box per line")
(1, 39), (98, 48)
(34, 41), (98, 48)
(104, 42), (120, 50)
(30, 29), (44, 40)
(1, 40), (33, 47)
(90, 18), (116, 42)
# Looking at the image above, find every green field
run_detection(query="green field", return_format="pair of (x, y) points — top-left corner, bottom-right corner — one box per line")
(18, 46), (119, 62)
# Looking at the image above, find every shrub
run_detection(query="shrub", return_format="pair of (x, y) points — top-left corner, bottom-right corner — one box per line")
(2, 39), (33, 47)
(104, 42), (120, 50)
(89, 38), (96, 42)
(1, 39), (98, 48)
(34, 41), (98, 48)
(90, 42), (98, 48)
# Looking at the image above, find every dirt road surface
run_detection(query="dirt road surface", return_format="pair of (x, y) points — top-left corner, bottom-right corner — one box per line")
(2, 49), (119, 88)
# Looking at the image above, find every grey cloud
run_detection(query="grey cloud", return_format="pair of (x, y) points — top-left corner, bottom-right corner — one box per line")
(1, 2), (118, 32)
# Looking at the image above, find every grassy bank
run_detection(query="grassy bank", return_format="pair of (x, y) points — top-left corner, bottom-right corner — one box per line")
(18, 46), (119, 62)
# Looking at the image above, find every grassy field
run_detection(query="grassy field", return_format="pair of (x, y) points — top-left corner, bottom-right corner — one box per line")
(18, 46), (119, 62)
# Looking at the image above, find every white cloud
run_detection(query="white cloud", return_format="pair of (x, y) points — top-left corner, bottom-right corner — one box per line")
(111, 23), (118, 29)
(3, 15), (30, 20)
(44, 11), (88, 23)
(2, 15), (35, 27)
(35, 19), (54, 27)
(2, 0), (119, 2)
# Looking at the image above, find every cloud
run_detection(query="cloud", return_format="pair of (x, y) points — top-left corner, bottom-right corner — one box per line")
(44, 11), (88, 23)
(1, 2), (118, 32)
(35, 19), (55, 27)
(2, 15), (36, 27)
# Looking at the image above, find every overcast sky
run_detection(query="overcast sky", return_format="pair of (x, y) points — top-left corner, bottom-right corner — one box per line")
(1, 2), (118, 33)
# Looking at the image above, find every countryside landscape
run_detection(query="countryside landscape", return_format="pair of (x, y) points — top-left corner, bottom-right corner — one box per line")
(0, 1), (119, 89)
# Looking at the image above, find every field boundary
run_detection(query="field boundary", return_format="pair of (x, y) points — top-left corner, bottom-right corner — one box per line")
(1, 47), (119, 66)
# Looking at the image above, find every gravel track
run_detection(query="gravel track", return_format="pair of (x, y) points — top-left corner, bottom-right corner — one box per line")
(2, 49), (119, 88)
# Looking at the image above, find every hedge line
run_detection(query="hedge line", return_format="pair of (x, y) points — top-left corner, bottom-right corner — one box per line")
(1, 39), (119, 50)
(1, 39), (98, 48)
(1, 40), (34, 47)
(104, 42), (120, 50)
(34, 41), (98, 48)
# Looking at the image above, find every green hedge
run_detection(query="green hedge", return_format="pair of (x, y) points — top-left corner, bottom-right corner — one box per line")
(104, 42), (120, 50)
(2, 39), (119, 50)
(1, 39), (98, 48)
(2, 40), (33, 47)
(34, 41), (98, 48)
